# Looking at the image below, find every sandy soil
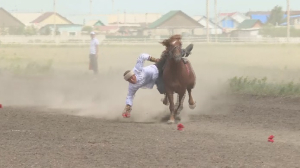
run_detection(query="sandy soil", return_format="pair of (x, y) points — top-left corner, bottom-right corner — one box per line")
(0, 94), (300, 168)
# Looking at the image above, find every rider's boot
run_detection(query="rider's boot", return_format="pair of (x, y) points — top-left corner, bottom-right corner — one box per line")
(182, 43), (193, 57)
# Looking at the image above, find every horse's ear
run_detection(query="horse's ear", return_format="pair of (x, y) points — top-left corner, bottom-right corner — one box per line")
(159, 39), (169, 47)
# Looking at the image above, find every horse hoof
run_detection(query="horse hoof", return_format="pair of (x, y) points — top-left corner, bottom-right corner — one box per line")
(161, 98), (169, 106)
(167, 120), (175, 124)
(189, 102), (196, 109)
(177, 106), (184, 115)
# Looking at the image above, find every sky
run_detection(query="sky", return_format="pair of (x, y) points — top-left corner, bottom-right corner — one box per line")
(1, 0), (299, 17)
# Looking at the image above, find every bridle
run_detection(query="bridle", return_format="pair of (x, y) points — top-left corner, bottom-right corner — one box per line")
(168, 39), (182, 59)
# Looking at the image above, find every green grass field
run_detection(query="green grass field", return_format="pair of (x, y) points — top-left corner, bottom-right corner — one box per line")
(1, 44), (300, 96)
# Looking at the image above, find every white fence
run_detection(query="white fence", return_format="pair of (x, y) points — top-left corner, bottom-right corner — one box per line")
(1, 35), (300, 45)
(0, 35), (105, 45)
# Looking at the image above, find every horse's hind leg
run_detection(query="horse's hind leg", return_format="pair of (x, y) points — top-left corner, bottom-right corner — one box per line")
(166, 93), (175, 124)
(187, 88), (196, 109)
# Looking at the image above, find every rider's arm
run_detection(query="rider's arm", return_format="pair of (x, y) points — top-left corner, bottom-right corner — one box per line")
(149, 50), (168, 63)
(126, 84), (138, 107)
(134, 53), (151, 71)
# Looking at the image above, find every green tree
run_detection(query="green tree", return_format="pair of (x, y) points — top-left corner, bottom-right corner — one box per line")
(24, 26), (37, 36)
(43, 26), (51, 35)
(267, 6), (284, 26)
(0, 24), (8, 35)
(8, 26), (25, 35)
(82, 26), (93, 33)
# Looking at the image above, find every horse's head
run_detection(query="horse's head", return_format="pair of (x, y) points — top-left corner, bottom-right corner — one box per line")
(160, 34), (182, 62)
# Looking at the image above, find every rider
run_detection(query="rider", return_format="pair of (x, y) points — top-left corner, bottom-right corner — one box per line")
(122, 39), (193, 118)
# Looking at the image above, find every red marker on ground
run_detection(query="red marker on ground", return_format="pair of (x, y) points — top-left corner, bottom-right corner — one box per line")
(268, 135), (274, 143)
(177, 123), (184, 131)
(0, 104), (2, 108)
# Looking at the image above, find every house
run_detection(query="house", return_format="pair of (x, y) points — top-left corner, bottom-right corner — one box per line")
(0, 8), (25, 30)
(281, 15), (300, 29)
(196, 16), (223, 34)
(218, 12), (249, 31)
(30, 12), (73, 29)
(11, 12), (43, 26)
(246, 10), (300, 24)
(145, 10), (204, 36)
(246, 11), (270, 24)
(85, 20), (105, 27)
(107, 13), (162, 24)
(103, 23), (142, 36)
(95, 26), (119, 35)
(237, 19), (263, 29)
(230, 19), (263, 40)
(39, 24), (83, 36)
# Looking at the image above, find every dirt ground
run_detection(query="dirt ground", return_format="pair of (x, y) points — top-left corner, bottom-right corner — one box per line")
(0, 44), (300, 167)
(0, 94), (300, 168)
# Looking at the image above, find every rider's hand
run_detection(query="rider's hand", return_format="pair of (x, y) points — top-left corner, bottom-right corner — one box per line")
(122, 105), (132, 118)
(149, 56), (160, 63)
(125, 105), (131, 111)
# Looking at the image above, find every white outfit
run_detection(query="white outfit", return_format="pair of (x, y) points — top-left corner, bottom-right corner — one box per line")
(126, 53), (159, 106)
(90, 38), (99, 54)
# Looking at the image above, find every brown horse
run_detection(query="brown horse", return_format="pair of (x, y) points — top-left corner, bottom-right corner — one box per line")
(161, 35), (196, 124)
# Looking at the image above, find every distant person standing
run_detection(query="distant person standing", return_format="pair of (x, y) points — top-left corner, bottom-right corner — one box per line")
(89, 31), (99, 74)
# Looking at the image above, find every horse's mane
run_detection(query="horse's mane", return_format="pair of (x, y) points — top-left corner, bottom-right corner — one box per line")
(159, 34), (182, 48)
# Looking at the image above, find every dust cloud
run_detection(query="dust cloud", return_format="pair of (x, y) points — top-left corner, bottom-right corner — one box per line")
(0, 66), (230, 123)
(1, 44), (300, 122)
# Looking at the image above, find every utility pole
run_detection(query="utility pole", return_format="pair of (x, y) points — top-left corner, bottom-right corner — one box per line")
(53, 0), (56, 37)
(112, 0), (114, 13)
(145, 13), (148, 28)
(287, 0), (290, 42)
(90, 0), (92, 15)
(214, 0), (217, 42)
(206, 0), (210, 42)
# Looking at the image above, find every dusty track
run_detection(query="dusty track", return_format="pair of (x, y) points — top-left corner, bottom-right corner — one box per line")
(1, 94), (299, 168)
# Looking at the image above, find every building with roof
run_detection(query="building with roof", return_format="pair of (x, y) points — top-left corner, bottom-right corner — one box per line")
(196, 16), (223, 34)
(30, 12), (73, 29)
(245, 11), (270, 24)
(144, 10), (204, 36)
(218, 12), (249, 31)
(246, 10), (300, 24)
(230, 19), (263, 39)
(39, 24), (83, 36)
(11, 12), (43, 26)
(0, 8), (25, 30)
(95, 26), (119, 35)
(85, 20), (105, 27)
(107, 13), (161, 24)
(237, 19), (263, 29)
(281, 15), (300, 29)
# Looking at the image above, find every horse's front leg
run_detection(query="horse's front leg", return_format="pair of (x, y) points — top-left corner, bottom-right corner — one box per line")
(166, 92), (175, 124)
(175, 92), (185, 115)
(161, 93), (169, 106)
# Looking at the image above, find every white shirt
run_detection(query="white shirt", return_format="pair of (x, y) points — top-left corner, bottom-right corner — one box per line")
(126, 53), (159, 106)
(90, 38), (99, 54)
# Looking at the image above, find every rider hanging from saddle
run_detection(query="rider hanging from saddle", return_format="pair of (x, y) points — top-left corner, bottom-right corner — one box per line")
(122, 35), (193, 118)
